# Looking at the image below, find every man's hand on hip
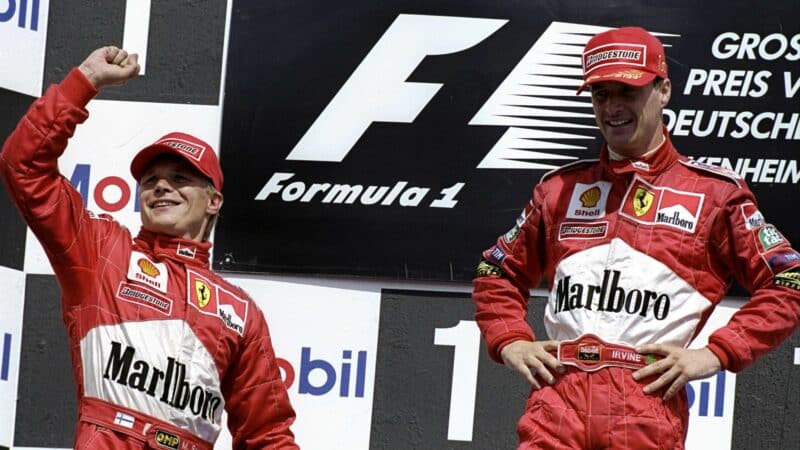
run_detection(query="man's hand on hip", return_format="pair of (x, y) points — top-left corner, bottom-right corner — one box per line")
(500, 340), (565, 389)
(632, 345), (722, 401)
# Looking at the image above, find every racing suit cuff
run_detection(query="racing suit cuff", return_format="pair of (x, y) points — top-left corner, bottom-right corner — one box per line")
(705, 342), (731, 371)
(491, 333), (534, 364)
(59, 68), (99, 107)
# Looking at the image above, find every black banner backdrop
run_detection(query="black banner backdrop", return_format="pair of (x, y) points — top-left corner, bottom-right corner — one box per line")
(216, 0), (800, 280)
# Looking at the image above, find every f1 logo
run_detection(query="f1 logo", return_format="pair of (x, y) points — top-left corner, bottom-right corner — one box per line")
(286, 14), (507, 162)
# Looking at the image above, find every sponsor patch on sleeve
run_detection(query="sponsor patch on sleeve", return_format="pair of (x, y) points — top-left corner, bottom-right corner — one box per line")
(740, 203), (766, 230)
(503, 206), (532, 243)
(775, 270), (800, 291)
(754, 224), (786, 253)
(475, 259), (503, 277)
(486, 244), (507, 265)
(765, 250), (800, 274)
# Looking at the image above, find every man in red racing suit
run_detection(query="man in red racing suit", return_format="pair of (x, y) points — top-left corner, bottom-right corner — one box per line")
(0, 48), (298, 448)
(473, 27), (800, 449)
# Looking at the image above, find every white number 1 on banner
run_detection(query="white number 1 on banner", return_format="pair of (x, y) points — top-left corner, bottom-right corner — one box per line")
(433, 320), (481, 441)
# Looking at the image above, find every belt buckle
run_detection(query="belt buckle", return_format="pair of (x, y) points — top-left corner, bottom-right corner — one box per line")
(558, 334), (654, 372)
(560, 334), (606, 371)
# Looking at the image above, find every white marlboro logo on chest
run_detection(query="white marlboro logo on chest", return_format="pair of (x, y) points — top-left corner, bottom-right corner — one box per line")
(620, 177), (704, 233)
(566, 181), (611, 220)
(127, 251), (169, 293)
(187, 270), (249, 336)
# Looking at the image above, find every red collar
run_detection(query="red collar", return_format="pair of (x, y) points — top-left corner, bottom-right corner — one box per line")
(600, 128), (681, 178)
(133, 229), (211, 268)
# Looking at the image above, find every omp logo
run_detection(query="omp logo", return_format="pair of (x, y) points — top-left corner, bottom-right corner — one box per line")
(154, 430), (180, 450)
(0, 0), (40, 30)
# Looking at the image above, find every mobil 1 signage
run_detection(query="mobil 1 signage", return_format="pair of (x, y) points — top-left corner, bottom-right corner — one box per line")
(215, 0), (800, 280)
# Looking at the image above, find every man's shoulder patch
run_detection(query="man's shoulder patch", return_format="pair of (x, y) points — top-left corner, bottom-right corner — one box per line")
(680, 159), (742, 187)
(540, 159), (600, 183)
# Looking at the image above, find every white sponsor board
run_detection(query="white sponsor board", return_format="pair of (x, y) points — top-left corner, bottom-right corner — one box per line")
(685, 301), (740, 450)
(0, 266), (25, 448)
(0, 0), (49, 96)
(214, 275), (381, 450)
(22, 99), (222, 275)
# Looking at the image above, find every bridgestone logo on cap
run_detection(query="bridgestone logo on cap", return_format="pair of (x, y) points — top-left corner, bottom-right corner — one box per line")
(583, 44), (646, 73)
(158, 138), (206, 161)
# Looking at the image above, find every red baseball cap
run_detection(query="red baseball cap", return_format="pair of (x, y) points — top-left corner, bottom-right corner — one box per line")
(130, 132), (223, 191)
(577, 26), (668, 94)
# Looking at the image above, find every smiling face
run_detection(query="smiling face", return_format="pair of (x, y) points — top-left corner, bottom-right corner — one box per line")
(590, 78), (671, 158)
(138, 155), (223, 241)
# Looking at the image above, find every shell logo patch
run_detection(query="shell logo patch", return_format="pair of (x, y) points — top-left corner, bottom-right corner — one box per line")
(127, 252), (169, 293)
(579, 187), (601, 208)
(138, 258), (160, 277)
(566, 181), (611, 220)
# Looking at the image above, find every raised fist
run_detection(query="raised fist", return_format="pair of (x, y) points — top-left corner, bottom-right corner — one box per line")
(78, 46), (140, 89)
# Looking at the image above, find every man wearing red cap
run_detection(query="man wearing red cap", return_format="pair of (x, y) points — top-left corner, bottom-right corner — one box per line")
(0, 47), (298, 449)
(473, 27), (800, 449)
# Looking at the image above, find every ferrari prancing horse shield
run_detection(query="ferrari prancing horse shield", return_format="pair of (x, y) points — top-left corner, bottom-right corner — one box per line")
(633, 187), (654, 217)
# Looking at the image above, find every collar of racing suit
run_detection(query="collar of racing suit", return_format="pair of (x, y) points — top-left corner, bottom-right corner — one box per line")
(600, 126), (682, 179)
(132, 229), (212, 268)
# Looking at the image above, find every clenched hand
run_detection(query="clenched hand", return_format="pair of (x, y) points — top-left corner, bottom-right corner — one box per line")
(78, 46), (140, 89)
